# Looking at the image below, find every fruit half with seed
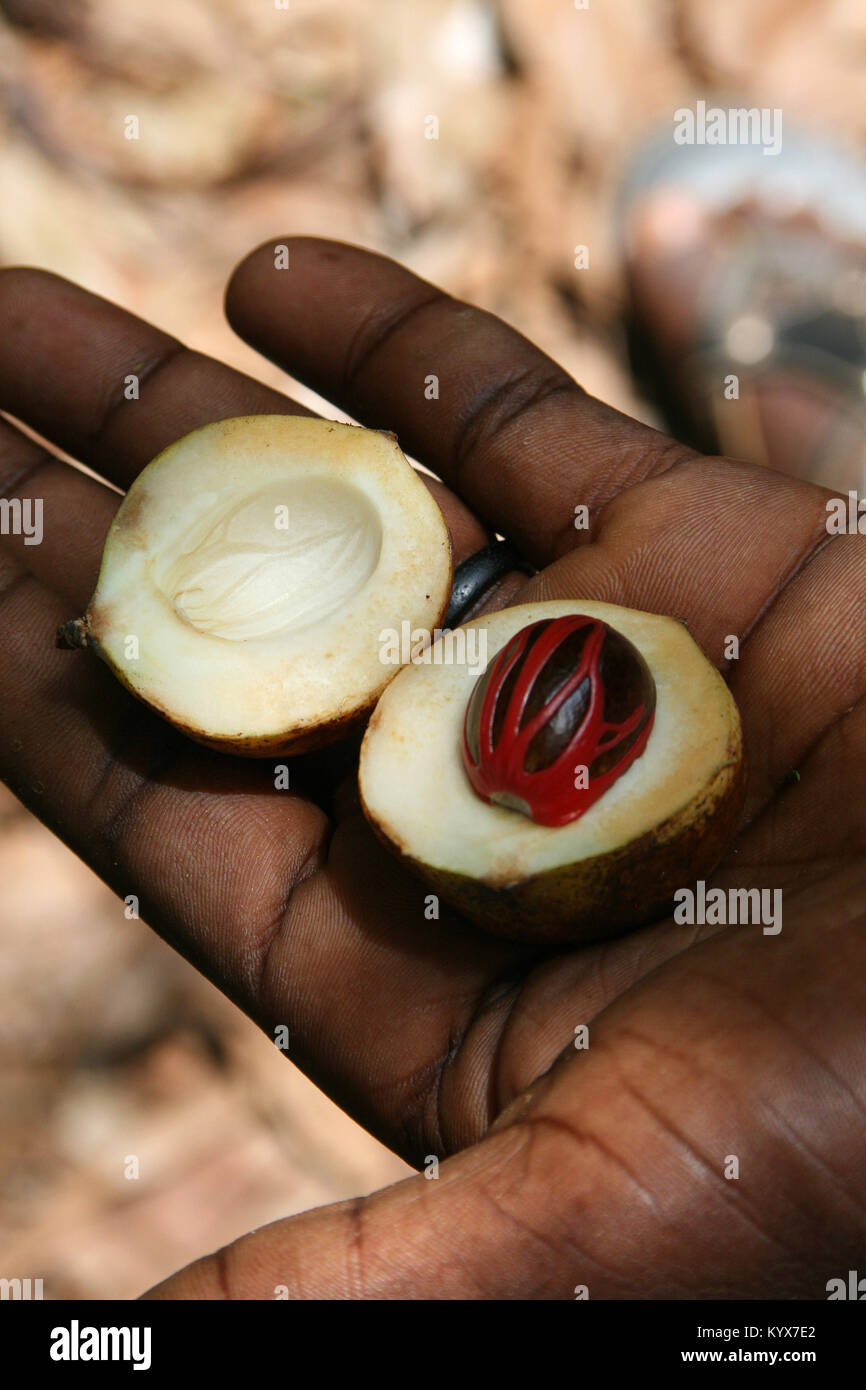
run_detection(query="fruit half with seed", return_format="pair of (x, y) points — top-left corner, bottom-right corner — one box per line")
(58, 415), (452, 754)
(359, 600), (745, 944)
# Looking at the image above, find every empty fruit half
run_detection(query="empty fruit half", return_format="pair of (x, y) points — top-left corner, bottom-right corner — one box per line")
(59, 415), (452, 754)
(358, 600), (745, 944)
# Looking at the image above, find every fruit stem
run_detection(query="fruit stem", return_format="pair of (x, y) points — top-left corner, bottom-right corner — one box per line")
(56, 617), (90, 650)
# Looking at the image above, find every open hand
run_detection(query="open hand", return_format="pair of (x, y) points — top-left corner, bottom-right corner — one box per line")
(0, 238), (863, 1298)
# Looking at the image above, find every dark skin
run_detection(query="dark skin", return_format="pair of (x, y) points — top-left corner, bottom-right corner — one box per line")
(0, 238), (864, 1299)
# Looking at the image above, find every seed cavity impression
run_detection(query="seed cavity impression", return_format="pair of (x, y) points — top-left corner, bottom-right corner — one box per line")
(156, 478), (382, 641)
(462, 614), (656, 826)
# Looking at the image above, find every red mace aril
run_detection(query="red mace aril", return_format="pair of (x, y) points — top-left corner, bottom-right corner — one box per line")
(462, 614), (657, 826)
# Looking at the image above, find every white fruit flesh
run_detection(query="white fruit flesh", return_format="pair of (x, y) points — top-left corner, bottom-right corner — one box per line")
(86, 415), (452, 749)
(359, 600), (742, 886)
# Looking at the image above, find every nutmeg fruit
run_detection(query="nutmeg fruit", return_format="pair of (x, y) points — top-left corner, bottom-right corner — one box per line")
(359, 600), (745, 945)
(57, 415), (452, 755)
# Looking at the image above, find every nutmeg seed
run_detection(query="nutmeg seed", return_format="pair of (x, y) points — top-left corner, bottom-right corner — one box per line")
(461, 614), (656, 826)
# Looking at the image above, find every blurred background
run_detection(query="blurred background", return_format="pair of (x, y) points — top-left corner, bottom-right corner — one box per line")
(0, 0), (864, 1298)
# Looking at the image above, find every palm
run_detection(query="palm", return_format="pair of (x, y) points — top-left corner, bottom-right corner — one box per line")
(1, 239), (863, 1299)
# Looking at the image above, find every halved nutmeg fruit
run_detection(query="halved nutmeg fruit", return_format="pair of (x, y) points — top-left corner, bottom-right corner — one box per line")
(359, 600), (745, 944)
(58, 415), (452, 754)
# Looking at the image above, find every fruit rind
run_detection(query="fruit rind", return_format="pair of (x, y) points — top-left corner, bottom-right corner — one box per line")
(363, 739), (745, 943)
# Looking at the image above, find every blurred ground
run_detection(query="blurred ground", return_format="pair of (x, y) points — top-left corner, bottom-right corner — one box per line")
(0, 0), (862, 1298)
